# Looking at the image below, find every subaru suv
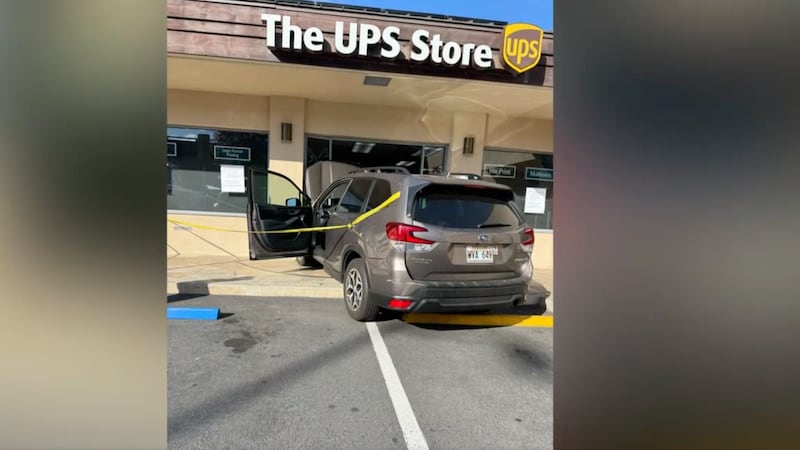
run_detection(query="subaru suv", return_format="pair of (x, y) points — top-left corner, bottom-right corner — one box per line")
(247, 166), (535, 321)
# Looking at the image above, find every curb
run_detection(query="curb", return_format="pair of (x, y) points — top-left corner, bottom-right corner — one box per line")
(167, 281), (341, 298)
(167, 281), (553, 313)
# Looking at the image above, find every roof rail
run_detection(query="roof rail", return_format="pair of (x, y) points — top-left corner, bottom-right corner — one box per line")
(349, 166), (411, 174)
(446, 172), (497, 182)
(446, 172), (483, 180)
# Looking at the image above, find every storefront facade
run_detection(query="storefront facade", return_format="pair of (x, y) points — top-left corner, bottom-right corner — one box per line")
(166, 0), (554, 268)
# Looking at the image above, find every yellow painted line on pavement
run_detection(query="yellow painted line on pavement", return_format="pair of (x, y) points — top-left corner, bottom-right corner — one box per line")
(402, 313), (553, 328)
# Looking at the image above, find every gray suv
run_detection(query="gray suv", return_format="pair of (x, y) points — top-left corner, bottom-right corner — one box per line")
(247, 166), (535, 321)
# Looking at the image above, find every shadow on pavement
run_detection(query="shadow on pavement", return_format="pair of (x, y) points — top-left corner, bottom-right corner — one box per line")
(398, 300), (550, 331)
(167, 293), (208, 303)
(505, 341), (553, 373)
(168, 324), (400, 441)
(173, 276), (255, 297)
(492, 303), (548, 316)
(404, 323), (501, 331)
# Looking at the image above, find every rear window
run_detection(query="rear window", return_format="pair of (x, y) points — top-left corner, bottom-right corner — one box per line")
(411, 185), (521, 229)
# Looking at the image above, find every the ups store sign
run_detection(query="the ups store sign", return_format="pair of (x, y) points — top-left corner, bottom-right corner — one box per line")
(261, 14), (544, 76)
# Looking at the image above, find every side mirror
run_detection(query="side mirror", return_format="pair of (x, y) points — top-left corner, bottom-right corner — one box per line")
(285, 198), (300, 207)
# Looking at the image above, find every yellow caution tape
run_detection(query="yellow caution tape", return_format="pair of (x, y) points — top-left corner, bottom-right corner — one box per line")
(168, 191), (401, 234)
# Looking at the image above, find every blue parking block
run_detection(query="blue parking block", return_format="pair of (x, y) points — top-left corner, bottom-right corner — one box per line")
(167, 307), (220, 320)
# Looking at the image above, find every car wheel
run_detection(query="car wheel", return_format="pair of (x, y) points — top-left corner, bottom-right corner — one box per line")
(530, 296), (548, 315)
(343, 258), (379, 322)
(518, 295), (547, 315)
(296, 255), (322, 268)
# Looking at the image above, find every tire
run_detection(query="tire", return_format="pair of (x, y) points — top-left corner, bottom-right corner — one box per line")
(527, 296), (548, 315)
(296, 255), (323, 268)
(343, 258), (379, 322)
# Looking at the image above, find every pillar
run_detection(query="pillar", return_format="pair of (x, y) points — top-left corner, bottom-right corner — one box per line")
(447, 111), (488, 175)
(268, 96), (306, 188)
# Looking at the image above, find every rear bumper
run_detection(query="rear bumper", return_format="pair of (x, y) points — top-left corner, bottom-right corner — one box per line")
(369, 279), (529, 313)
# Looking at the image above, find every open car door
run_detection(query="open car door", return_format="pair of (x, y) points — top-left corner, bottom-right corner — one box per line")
(247, 168), (313, 260)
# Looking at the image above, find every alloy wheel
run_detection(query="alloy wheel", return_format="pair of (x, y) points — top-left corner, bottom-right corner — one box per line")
(345, 267), (363, 311)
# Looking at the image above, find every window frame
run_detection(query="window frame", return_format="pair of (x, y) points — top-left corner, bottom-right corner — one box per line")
(166, 124), (269, 216)
(336, 178), (375, 214)
(316, 179), (352, 214)
(365, 178), (392, 211)
(481, 147), (554, 232)
(304, 134), (449, 178)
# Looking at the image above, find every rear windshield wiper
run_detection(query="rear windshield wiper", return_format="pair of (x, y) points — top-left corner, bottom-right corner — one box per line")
(477, 223), (511, 228)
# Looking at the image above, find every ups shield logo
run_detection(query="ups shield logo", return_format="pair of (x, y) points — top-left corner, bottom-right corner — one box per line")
(503, 23), (544, 74)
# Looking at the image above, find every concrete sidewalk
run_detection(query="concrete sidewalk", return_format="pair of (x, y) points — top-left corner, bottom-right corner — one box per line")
(167, 254), (554, 312)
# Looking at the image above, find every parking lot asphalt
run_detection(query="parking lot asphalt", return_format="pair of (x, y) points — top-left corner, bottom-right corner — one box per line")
(166, 255), (555, 314)
(168, 294), (553, 450)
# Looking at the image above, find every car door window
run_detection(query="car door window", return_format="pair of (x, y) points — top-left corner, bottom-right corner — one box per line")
(251, 170), (307, 207)
(337, 179), (374, 214)
(319, 181), (349, 213)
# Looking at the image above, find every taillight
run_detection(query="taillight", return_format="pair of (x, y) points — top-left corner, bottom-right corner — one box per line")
(386, 222), (435, 252)
(521, 227), (535, 253)
(387, 299), (414, 310)
(385, 222), (434, 244)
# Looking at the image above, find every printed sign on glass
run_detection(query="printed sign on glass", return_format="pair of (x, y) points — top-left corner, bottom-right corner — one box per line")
(524, 187), (547, 214)
(167, 142), (177, 157)
(220, 164), (246, 193)
(525, 167), (553, 181)
(483, 164), (516, 179)
(214, 145), (251, 162)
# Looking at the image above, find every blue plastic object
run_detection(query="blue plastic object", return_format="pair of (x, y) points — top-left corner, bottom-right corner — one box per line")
(167, 307), (220, 320)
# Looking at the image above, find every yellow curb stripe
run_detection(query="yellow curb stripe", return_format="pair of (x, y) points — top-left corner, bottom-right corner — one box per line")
(402, 313), (553, 328)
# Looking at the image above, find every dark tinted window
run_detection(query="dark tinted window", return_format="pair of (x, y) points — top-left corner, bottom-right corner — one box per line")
(482, 149), (553, 229)
(412, 187), (522, 229)
(167, 127), (268, 213)
(306, 137), (446, 175)
(319, 181), (349, 210)
(338, 179), (373, 213)
(367, 180), (392, 209)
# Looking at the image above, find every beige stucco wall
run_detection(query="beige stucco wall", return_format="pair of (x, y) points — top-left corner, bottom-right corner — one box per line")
(448, 111), (487, 175)
(167, 89), (553, 269)
(167, 89), (269, 131)
(268, 96), (306, 188)
(486, 116), (553, 153)
(532, 232), (553, 270)
(305, 100), (452, 144)
(166, 91), (553, 170)
(168, 214), (249, 258)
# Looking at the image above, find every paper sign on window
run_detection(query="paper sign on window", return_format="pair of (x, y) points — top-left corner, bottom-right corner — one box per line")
(524, 187), (547, 214)
(220, 164), (245, 193)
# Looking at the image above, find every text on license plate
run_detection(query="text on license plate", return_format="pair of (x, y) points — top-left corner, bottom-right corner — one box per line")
(466, 246), (498, 264)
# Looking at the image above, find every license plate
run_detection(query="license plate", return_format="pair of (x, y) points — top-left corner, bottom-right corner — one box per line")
(466, 246), (498, 264)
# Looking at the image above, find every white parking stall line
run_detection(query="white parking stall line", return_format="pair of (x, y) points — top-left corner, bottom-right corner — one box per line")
(366, 322), (430, 450)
